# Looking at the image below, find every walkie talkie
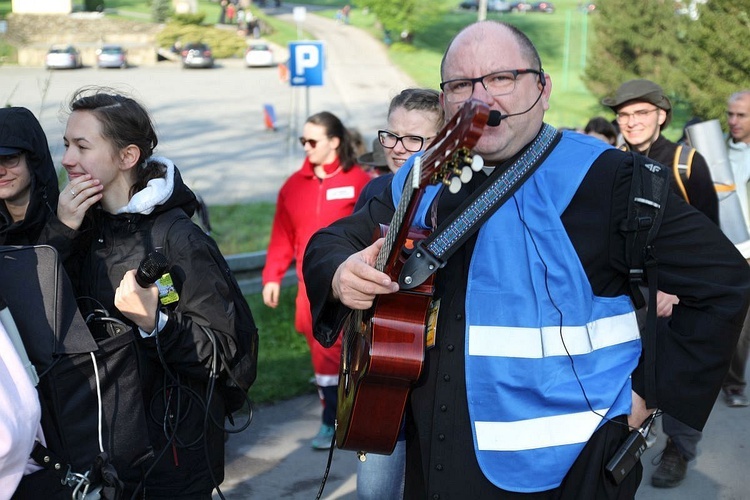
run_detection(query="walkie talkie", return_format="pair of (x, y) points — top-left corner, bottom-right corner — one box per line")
(605, 411), (657, 485)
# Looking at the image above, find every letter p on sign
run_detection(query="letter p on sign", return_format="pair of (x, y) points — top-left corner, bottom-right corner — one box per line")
(288, 41), (324, 87)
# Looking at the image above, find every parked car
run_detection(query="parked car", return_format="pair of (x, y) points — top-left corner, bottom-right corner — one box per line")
(45, 44), (82, 70)
(530, 1), (555, 13)
(509, 2), (532, 12)
(96, 44), (128, 69)
(245, 43), (274, 67)
(181, 42), (214, 69)
(459, 0), (511, 12)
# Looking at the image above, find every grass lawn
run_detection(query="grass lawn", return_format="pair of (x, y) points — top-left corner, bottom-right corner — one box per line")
(209, 203), (314, 405)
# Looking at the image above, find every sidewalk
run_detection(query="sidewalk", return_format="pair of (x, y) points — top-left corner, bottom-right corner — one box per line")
(219, 386), (750, 499)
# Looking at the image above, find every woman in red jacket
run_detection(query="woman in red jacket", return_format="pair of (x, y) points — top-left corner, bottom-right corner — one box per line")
(262, 111), (371, 449)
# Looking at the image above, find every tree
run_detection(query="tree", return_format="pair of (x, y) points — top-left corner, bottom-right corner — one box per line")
(583, 0), (687, 105)
(152, 0), (172, 23)
(585, 0), (750, 123)
(84, 0), (104, 11)
(355, 0), (447, 43)
(676, 0), (750, 121)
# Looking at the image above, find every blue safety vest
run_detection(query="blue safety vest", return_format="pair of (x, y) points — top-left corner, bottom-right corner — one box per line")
(392, 130), (641, 492)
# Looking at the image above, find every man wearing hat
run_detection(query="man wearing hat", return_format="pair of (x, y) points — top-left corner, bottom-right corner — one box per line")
(355, 139), (391, 211)
(603, 79), (719, 488)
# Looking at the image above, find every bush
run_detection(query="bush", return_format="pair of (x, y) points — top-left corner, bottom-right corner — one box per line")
(84, 0), (104, 12)
(156, 22), (247, 59)
(0, 40), (17, 66)
(172, 12), (207, 25)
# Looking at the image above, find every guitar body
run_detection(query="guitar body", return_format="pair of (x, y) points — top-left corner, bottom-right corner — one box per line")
(336, 287), (432, 453)
(334, 99), (490, 454)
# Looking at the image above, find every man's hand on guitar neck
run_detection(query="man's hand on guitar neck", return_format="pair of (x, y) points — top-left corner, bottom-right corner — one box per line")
(331, 238), (400, 310)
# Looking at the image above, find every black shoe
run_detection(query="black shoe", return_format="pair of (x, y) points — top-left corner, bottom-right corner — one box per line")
(651, 438), (688, 488)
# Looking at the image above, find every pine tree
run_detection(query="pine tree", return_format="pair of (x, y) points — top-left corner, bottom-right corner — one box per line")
(676, 0), (750, 121)
(585, 0), (750, 122)
(583, 0), (687, 104)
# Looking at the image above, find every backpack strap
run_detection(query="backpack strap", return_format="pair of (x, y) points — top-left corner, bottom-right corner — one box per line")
(150, 208), (192, 255)
(672, 144), (695, 204)
(619, 153), (670, 409)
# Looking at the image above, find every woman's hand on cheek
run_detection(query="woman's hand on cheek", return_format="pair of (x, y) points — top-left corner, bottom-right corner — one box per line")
(58, 174), (103, 230)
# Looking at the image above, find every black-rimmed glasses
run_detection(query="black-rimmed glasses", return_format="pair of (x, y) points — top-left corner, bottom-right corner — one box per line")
(377, 130), (432, 153)
(299, 137), (319, 148)
(440, 68), (542, 103)
(0, 152), (23, 169)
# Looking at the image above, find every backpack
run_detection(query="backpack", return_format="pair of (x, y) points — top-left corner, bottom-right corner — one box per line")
(150, 208), (259, 417)
(619, 152), (671, 409)
(1, 245), (137, 499)
(672, 144), (696, 203)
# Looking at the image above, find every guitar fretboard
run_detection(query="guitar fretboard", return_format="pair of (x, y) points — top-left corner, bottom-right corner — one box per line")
(374, 156), (420, 272)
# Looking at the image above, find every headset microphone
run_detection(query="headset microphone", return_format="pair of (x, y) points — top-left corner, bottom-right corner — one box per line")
(487, 110), (503, 127)
(486, 86), (546, 127)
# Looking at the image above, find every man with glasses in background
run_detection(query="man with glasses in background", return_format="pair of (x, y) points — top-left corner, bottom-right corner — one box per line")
(304, 22), (749, 497)
(603, 79), (718, 223)
(603, 79), (719, 489)
(722, 90), (750, 411)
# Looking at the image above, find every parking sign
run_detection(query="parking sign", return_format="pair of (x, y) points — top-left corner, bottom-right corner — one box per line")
(288, 41), (324, 87)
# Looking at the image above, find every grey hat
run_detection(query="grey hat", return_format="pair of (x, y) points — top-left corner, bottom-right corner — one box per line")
(602, 79), (672, 128)
(0, 146), (22, 155)
(357, 138), (388, 168)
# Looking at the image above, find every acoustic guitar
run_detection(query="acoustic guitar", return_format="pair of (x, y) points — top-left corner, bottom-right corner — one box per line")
(336, 99), (490, 454)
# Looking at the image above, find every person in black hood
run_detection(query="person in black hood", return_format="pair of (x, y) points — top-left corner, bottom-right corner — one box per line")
(0, 107), (59, 245)
(59, 87), (248, 499)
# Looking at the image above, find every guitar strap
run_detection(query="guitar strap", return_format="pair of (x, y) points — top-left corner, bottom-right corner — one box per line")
(399, 123), (560, 289)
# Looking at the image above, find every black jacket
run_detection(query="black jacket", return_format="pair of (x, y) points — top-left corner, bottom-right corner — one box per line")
(66, 161), (238, 496)
(0, 107), (61, 245)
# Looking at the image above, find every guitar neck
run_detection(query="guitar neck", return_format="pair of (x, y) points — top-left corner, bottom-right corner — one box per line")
(371, 99), (490, 279)
(375, 156), (422, 274)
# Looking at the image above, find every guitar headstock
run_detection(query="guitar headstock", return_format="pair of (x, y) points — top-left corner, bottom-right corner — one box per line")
(416, 99), (490, 194)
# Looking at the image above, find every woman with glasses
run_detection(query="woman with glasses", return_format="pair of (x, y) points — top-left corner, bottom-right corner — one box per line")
(0, 107), (64, 246)
(262, 111), (371, 449)
(353, 88), (443, 500)
(355, 88), (445, 211)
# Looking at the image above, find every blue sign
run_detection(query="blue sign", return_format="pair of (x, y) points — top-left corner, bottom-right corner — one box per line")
(288, 41), (324, 87)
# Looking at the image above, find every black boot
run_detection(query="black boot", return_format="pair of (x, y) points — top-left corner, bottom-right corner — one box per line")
(651, 438), (688, 488)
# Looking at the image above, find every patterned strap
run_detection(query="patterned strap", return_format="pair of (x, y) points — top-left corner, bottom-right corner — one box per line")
(399, 124), (560, 289)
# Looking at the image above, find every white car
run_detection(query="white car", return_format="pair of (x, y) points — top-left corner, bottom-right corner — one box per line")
(45, 44), (82, 70)
(245, 44), (274, 68)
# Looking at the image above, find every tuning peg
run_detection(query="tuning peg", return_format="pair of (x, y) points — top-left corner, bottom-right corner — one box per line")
(448, 176), (462, 194)
(470, 154), (485, 172)
(460, 165), (473, 183)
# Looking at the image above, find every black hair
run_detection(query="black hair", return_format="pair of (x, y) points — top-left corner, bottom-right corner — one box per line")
(584, 116), (618, 145)
(306, 111), (357, 171)
(67, 86), (163, 197)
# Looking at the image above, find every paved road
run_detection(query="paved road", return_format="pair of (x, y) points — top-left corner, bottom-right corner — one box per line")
(0, 8), (413, 206)
(218, 387), (750, 499)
